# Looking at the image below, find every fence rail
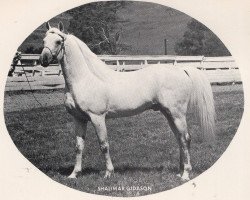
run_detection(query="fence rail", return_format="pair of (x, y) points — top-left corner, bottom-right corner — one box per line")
(6, 54), (241, 91)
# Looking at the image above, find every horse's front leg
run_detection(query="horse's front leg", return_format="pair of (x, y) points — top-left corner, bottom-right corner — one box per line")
(90, 114), (114, 178)
(68, 118), (88, 178)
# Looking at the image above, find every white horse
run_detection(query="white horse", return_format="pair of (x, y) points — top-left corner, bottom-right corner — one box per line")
(40, 22), (215, 181)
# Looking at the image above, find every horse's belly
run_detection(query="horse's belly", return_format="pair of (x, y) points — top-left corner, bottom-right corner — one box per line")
(106, 101), (155, 118)
(107, 93), (157, 118)
(106, 78), (158, 118)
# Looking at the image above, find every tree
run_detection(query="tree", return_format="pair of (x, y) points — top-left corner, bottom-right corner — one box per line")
(24, 46), (43, 54)
(202, 31), (231, 56)
(175, 19), (231, 56)
(66, 1), (127, 55)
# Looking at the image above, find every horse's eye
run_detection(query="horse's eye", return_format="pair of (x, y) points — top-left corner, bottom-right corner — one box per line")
(56, 41), (61, 45)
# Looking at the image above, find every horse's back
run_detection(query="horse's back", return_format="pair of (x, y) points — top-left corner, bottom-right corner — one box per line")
(105, 64), (192, 118)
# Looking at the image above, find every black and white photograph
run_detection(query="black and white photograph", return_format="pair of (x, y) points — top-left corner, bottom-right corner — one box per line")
(0, 0), (249, 199)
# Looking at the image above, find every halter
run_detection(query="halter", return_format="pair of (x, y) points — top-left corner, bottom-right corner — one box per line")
(44, 33), (66, 62)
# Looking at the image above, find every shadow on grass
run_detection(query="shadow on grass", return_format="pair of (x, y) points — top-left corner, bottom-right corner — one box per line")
(39, 166), (100, 176)
(43, 84), (62, 87)
(114, 165), (164, 174)
(41, 164), (166, 177)
(166, 165), (179, 174)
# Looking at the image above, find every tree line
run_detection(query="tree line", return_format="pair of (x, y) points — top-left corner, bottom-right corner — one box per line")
(24, 1), (231, 57)
(174, 19), (231, 56)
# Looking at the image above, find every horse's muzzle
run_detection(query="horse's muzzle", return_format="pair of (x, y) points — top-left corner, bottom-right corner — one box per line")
(40, 48), (52, 67)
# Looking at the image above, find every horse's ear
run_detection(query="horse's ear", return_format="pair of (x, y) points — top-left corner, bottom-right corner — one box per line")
(46, 22), (51, 30)
(58, 22), (64, 32)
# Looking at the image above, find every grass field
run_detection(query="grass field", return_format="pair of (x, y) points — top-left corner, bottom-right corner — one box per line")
(4, 85), (244, 197)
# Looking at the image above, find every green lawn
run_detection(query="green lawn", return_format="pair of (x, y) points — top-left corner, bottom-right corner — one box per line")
(4, 85), (244, 197)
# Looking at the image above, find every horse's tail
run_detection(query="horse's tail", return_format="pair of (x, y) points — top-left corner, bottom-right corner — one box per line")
(185, 67), (216, 142)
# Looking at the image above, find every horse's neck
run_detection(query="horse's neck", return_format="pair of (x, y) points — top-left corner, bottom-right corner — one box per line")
(72, 36), (115, 82)
(61, 36), (96, 89)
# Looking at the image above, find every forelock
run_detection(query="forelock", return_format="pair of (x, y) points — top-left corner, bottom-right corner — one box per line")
(45, 28), (65, 40)
(47, 28), (61, 34)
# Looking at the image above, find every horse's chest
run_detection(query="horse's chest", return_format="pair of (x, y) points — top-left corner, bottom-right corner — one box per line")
(65, 90), (108, 118)
(65, 92), (88, 119)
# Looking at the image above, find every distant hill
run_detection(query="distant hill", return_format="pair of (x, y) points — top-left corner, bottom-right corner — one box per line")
(18, 1), (192, 55)
(116, 1), (191, 55)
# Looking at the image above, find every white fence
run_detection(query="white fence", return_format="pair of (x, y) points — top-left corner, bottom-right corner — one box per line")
(6, 54), (241, 91)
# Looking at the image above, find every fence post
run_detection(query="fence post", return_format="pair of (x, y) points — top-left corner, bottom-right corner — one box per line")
(41, 69), (45, 76)
(200, 56), (205, 70)
(229, 63), (235, 85)
(164, 39), (168, 55)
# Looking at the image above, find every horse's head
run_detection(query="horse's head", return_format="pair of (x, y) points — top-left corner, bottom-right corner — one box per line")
(40, 22), (66, 67)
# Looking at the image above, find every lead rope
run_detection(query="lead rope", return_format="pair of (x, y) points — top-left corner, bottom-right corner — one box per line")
(18, 34), (66, 108)
(21, 65), (43, 107)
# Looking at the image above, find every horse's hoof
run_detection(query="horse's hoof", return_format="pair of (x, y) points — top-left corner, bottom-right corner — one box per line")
(104, 170), (113, 179)
(68, 173), (77, 179)
(180, 173), (190, 181)
(177, 173), (190, 181)
(181, 176), (190, 181)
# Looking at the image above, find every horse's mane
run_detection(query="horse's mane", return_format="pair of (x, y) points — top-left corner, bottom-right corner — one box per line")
(69, 35), (115, 82)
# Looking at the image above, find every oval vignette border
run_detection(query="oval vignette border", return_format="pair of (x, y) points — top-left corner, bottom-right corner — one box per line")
(0, 0), (250, 200)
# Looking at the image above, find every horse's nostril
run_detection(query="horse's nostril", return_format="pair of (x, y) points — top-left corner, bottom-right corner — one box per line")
(42, 62), (49, 67)
(40, 56), (48, 67)
(40, 52), (51, 67)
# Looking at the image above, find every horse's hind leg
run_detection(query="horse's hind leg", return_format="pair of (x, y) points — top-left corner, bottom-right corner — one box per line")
(161, 108), (192, 181)
(68, 118), (87, 178)
(90, 114), (114, 178)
